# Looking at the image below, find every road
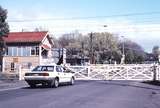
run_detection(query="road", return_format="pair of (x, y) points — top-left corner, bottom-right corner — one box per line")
(0, 80), (160, 108)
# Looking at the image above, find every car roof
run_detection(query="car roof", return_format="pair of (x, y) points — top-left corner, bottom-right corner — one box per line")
(37, 64), (62, 67)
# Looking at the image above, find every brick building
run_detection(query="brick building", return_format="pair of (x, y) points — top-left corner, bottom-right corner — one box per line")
(2, 31), (54, 74)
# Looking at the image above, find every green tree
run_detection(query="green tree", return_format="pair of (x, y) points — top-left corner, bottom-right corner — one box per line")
(119, 40), (146, 64)
(0, 6), (9, 36)
(152, 45), (159, 61)
(0, 6), (9, 53)
(0, 6), (9, 71)
(90, 32), (121, 63)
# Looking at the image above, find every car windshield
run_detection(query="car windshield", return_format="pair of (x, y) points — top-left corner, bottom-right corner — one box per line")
(32, 66), (54, 72)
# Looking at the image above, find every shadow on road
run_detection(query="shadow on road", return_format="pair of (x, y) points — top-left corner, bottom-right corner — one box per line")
(22, 80), (92, 89)
(102, 80), (160, 91)
(22, 83), (75, 89)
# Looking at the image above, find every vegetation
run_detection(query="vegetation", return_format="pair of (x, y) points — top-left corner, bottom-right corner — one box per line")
(152, 45), (160, 62)
(0, 6), (9, 55)
(57, 31), (146, 64)
(119, 40), (146, 64)
(0, 6), (9, 71)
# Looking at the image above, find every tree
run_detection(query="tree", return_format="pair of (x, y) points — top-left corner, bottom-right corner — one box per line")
(152, 45), (159, 61)
(0, 6), (9, 71)
(58, 32), (121, 64)
(0, 6), (9, 52)
(0, 6), (9, 37)
(119, 40), (146, 64)
(90, 32), (121, 63)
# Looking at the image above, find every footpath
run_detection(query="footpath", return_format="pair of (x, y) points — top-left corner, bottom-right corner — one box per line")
(0, 80), (27, 91)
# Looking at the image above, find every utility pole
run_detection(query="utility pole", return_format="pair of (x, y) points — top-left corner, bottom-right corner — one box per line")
(121, 36), (125, 64)
(90, 32), (94, 64)
(81, 42), (84, 65)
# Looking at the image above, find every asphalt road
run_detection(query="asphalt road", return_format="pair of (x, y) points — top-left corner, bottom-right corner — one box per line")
(0, 80), (160, 108)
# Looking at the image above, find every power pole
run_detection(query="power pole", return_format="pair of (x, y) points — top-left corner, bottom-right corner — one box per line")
(90, 32), (94, 64)
(121, 36), (125, 64)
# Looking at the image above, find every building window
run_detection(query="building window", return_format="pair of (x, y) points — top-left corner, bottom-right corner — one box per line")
(8, 47), (12, 56)
(6, 46), (39, 57)
(23, 47), (30, 56)
(36, 47), (39, 55)
(12, 47), (17, 56)
(31, 47), (36, 55)
(31, 46), (39, 56)
(18, 47), (22, 56)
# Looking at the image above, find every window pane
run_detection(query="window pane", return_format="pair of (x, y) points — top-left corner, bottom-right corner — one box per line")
(31, 47), (35, 55)
(8, 47), (12, 56)
(56, 66), (62, 72)
(12, 47), (17, 56)
(32, 66), (42, 71)
(47, 66), (54, 71)
(26, 47), (30, 56)
(18, 47), (21, 56)
(22, 47), (30, 56)
(36, 47), (39, 55)
(22, 47), (26, 56)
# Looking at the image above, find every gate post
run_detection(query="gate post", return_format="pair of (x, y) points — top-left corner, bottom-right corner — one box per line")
(157, 64), (160, 80)
(18, 65), (22, 80)
(153, 64), (158, 81)
(87, 66), (90, 78)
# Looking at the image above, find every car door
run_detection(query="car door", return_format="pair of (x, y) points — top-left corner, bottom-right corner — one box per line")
(63, 68), (72, 82)
(56, 66), (65, 83)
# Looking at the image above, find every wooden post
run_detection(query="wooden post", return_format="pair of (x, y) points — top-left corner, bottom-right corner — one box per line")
(153, 64), (157, 81)
(19, 65), (22, 80)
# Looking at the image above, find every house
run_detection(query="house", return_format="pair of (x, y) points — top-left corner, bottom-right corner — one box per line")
(2, 31), (54, 74)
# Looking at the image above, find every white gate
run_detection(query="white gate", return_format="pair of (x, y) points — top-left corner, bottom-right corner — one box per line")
(67, 64), (159, 81)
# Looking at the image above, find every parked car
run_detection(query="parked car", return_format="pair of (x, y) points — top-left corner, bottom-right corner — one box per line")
(24, 64), (75, 88)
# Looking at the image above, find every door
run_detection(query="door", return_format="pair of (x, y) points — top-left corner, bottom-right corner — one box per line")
(56, 66), (65, 82)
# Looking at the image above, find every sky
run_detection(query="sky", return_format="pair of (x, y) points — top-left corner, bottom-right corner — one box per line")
(1, 0), (160, 52)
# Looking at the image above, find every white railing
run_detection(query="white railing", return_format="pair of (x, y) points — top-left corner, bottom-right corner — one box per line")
(66, 64), (159, 81)
(18, 64), (160, 81)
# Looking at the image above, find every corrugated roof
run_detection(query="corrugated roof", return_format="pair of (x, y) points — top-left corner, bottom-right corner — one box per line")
(3, 31), (48, 43)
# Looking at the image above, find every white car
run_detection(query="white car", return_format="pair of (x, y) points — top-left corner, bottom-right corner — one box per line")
(24, 65), (75, 88)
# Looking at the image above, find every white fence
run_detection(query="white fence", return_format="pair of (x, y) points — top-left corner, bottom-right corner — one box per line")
(18, 64), (160, 81)
(67, 64), (160, 81)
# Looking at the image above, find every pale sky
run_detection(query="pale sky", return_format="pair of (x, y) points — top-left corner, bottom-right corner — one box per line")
(1, 0), (160, 52)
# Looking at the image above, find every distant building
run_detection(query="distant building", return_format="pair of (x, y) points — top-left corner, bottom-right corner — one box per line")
(2, 31), (54, 74)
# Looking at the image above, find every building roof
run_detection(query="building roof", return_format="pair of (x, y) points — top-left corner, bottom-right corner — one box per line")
(42, 44), (51, 50)
(3, 31), (48, 43)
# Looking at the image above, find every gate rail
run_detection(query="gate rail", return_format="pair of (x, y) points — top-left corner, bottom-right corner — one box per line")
(17, 64), (160, 81)
(66, 64), (160, 81)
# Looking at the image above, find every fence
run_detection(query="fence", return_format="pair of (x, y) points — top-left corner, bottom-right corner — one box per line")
(16, 64), (160, 81)
(67, 64), (160, 81)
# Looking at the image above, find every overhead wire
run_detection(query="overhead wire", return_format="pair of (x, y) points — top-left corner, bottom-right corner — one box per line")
(7, 11), (160, 22)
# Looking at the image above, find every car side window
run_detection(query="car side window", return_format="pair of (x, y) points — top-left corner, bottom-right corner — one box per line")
(56, 66), (63, 72)
(47, 66), (54, 71)
(42, 66), (48, 71)
(32, 66), (42, 71)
